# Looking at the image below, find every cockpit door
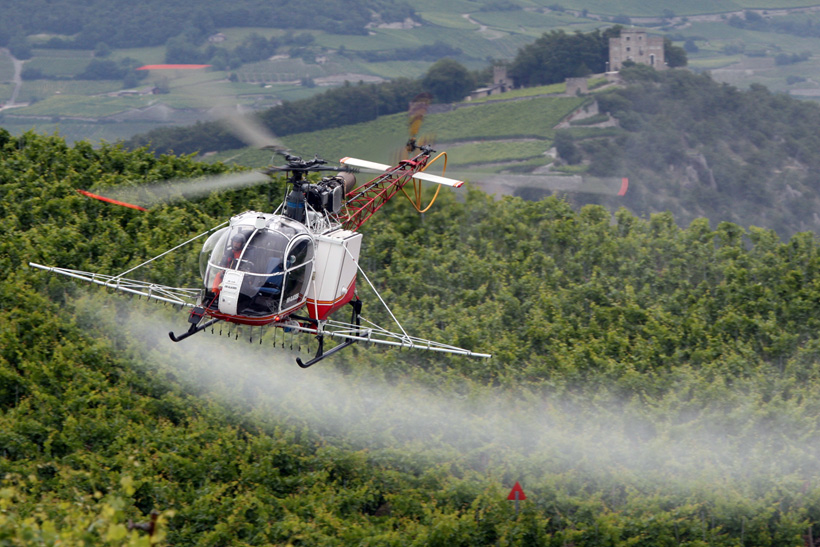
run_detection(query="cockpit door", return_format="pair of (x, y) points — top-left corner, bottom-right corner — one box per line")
(279, 236), (314, 311)
(218, 270), (245, 315)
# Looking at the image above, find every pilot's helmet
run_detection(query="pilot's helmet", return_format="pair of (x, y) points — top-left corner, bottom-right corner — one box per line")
(287, 254), (296, 267)
(231, 233), (246, 250)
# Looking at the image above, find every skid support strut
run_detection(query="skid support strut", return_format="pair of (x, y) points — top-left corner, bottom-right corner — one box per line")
(296, 299), (362, 368)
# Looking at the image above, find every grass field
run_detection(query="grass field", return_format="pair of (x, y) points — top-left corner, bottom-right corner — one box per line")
(15, 80), (122, 103)
(0, 48), (13, 103)
(710, 56), (820, 94)
(417, 11), (480, 29)
(686, 20), (820, 50)
(205, 93), (585, 175)
(410, 0), (482, 12)
(465, 82), (567, 103)
(312, 32), (410, 52)
(673, 19), (820, 92)
(469, 9), (598, 36)
(230, 56), (394, 83)
(436, 139), (550, 166)
(0, 85), (13, 104)
(28, 49), (94, 78)
(354, 60), (433, 79)
(528, 0), (820, 16)
(0, 120), (174, 144)
(425, 96), (587, 141)
(0, 50), (14, 83)
(109, 46), (167, 67)
(10, 94), (154, 117)
(30, 48), (93, 59)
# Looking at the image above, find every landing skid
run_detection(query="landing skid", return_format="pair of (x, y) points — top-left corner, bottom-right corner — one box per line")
(296, 337), (356, 368)
(169, 307), (221, 342)
(167, 301), (364, 368)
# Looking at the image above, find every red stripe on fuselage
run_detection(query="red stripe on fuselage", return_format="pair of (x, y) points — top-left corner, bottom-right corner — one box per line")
(306, 279), (357, 321)
(204, 302), (304, 326)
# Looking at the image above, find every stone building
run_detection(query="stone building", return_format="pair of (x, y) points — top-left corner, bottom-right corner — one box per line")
(609, 29), (665, 71)
(467, 66), (514, 100)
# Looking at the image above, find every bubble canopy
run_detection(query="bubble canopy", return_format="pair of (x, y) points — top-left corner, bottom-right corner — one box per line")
(199, 212), (315, 318)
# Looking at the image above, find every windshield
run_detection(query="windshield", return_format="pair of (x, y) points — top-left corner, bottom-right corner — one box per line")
(201, 217), (315, 317)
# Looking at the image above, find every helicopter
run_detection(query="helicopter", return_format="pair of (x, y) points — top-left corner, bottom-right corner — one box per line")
(29, 82), (493, 366)
(28, 64), (630, 367)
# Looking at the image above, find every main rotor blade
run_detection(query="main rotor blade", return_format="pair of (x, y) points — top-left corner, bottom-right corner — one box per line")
(136, 65), (285, 152)
(213, 104), (288, 152)
(91, 171), (272, 208)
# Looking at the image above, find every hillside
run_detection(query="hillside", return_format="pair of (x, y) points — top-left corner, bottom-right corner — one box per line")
(164, 65), (820, 240)
(562, 66), (820, 239)
(6, 130), (820, 543)
(2, 0), (416, 45)
(8, 2), (820, 145)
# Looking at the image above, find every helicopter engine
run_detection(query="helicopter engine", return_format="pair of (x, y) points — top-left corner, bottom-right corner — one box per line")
(285, 173), (356, 223)
(308, 174), (354, 215)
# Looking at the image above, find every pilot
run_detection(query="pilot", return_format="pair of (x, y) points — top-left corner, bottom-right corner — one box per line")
(259, 254), (298, 299)
(211, 233), (247, 294)
(223, 233), (247, 268)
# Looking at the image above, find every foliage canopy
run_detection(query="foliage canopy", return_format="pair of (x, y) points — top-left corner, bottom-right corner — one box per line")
(5, 128), (820, 544)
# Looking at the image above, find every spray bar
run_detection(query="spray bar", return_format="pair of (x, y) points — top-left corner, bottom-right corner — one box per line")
(28, 263), (200, 307)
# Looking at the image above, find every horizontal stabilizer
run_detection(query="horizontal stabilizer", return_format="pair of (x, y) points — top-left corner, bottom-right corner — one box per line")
(339, 157), (391, 172)
(340, 157), (464, 187)
(411, 171), (464, 188)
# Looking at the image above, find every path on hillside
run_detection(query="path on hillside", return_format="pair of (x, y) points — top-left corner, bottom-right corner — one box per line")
(461, 13), (506, 40)
(0, 48), (24, 111)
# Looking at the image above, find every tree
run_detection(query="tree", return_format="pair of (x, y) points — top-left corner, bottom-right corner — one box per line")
(683, 38), (699, 53)
(664, 37), (688, 67)
(421, 59), (475, 103)
(508, 29), (611, 87)
(7, 35), (32, 60)
(94, 42), (112, 58)
(77, 59), (125, 80)
(164, 35), (211, 64)
(554, 130), (582, 164)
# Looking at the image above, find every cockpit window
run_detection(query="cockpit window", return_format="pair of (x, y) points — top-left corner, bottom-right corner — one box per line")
(281, 237), (314, 308)
(286, 239), (311, 270)
(201, 218), (315, 317)
(236, 229), (290, 275)
(199, 227), (229, 279)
